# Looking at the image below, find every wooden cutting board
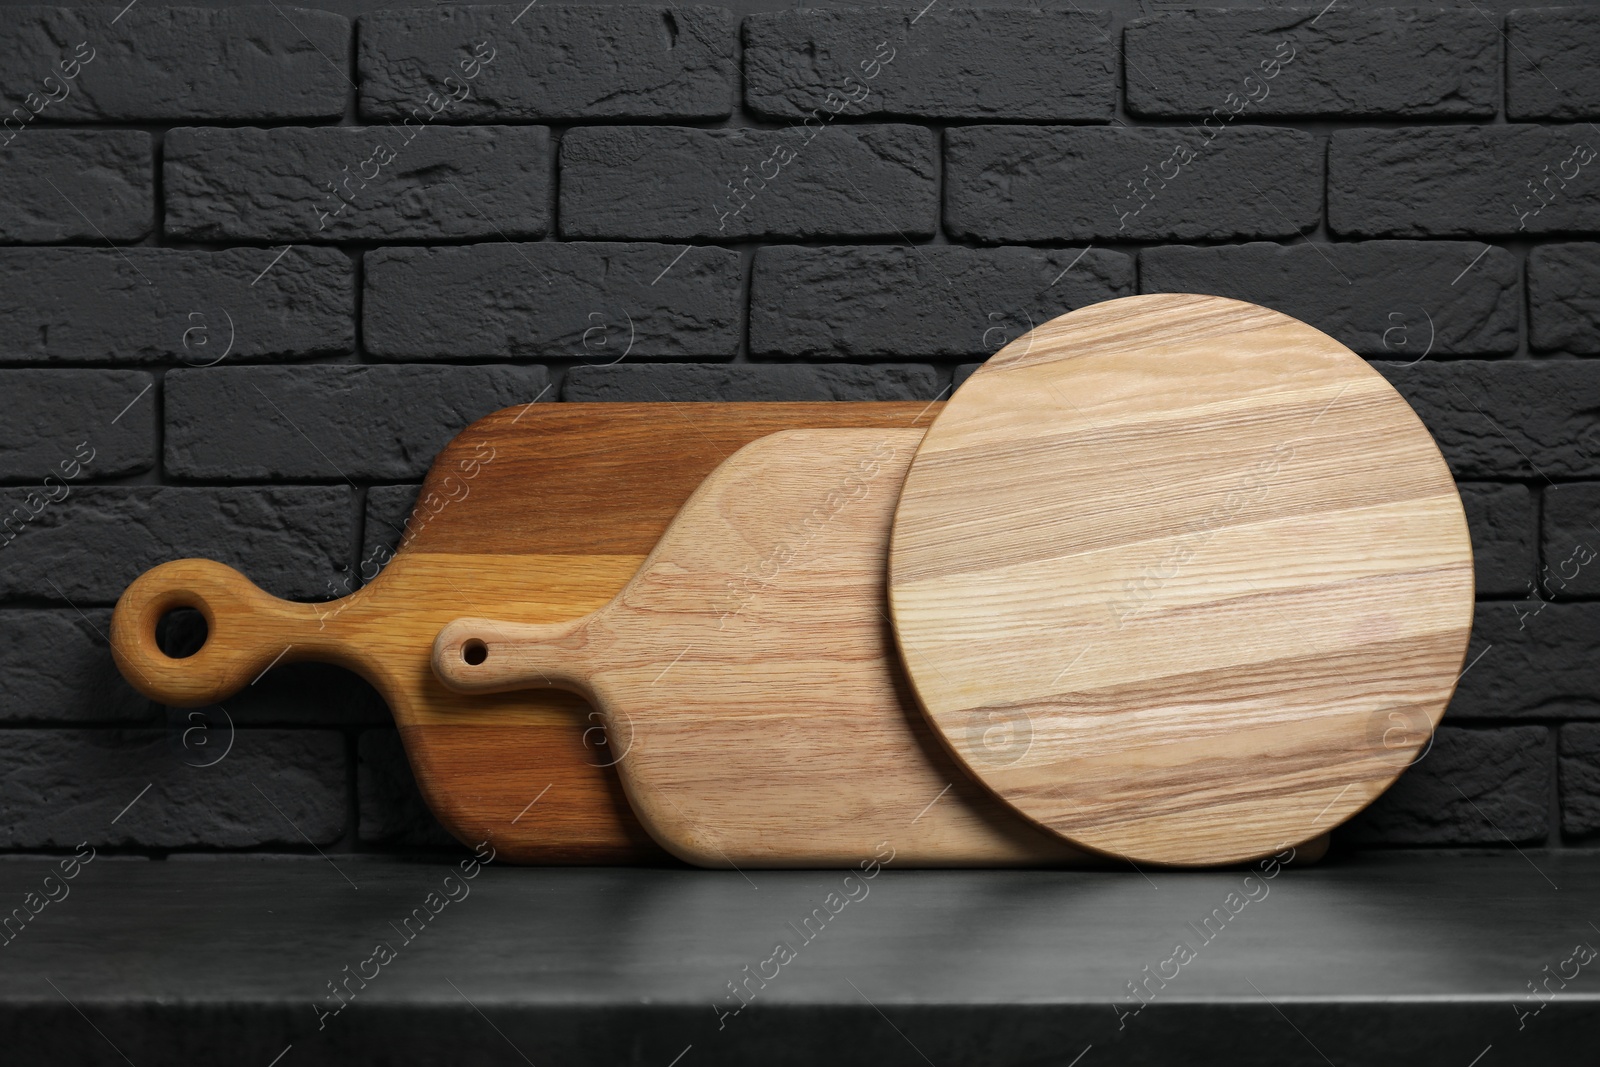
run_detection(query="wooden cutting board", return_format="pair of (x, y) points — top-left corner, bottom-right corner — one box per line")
(888, 294), (1475, 866)
(110, 402), (945, 864)
(431, 429), (1088, 868)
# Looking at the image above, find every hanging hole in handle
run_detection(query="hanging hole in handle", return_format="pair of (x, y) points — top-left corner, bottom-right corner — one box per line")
(156, 607), (208, 660)
(461, 639), (488, 666)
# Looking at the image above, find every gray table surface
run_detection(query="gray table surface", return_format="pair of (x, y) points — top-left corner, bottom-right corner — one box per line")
(0, 849), (1594, 1065)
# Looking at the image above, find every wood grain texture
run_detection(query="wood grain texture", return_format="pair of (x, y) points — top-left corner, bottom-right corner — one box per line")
(432, 430), (1089, 868)
(111, 402), (943, 864)
(888, 294), (1475, 867)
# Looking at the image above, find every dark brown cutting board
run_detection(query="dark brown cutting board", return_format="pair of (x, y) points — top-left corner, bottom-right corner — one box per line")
(111, 402), (943, 863)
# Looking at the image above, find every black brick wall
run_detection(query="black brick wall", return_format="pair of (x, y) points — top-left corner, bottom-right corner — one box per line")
(0, 0), (1594, 860)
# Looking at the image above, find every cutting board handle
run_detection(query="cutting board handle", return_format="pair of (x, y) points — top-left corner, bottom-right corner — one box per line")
(433, 615), (597, 697)
(110, 558), (337, 707)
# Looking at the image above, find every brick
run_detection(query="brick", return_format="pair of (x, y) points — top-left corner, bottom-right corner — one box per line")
(0, 130), (151, 242)
(1374, 361), (1600, 480)
(1450, 604), (1600, 720)
(1459, 483), (1535, 598)
(1340, 726), (1551, 846)
(358, 729), (462, 849)
(945, 125), (1320, 243)
(1125, 8), (1497, 119)
(210, 667), (391, 728)
(1529, 243), (1600, 354)
(165, 365), (549, 481)
(0, 6), (347, 122)
(164, 126), (550, 242)
(750, 246), (1132, 359)
(559, 124), (936, 241)
(0, 728), (346, 848)
(0, 610), (149, 723)
(0, 371), (153, 480)
(364, 244), (740, 361)
(0, 486), (353, 604)
(563, 362), (942, 402)
(743, 8), (1112, 121)
(1541, 484), (1600, 599)
(1507, 8), (1600, 121)
(364, 484), (421, 562)
(356, 478), (490, 595)
(1329, 126), (1600, 237)
(359, 5), (732, 121)
(1139, 241), (1520, 357)
(1560, 724), (1600, 838)
(0, 247), (353, 364)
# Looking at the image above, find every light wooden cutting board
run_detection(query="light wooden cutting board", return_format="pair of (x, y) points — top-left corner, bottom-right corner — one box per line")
(888, 294), (1474, 866)
(432, 429), (1090, 868)
(110, 402), (944, 863)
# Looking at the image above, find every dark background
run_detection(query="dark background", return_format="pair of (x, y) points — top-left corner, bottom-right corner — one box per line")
(0, 0), (1594, 861)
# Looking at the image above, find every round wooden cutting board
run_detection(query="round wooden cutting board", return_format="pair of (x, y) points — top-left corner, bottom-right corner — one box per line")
(887, 294), (1475, 867)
